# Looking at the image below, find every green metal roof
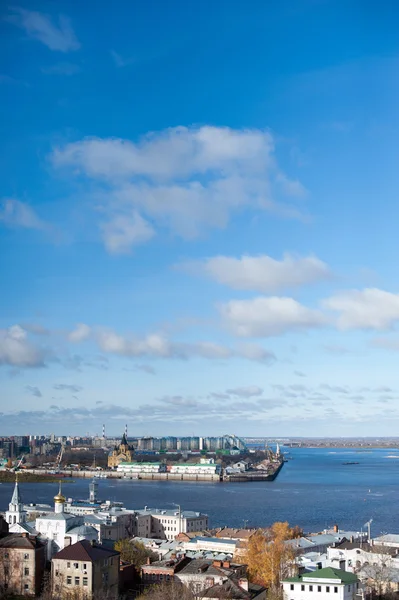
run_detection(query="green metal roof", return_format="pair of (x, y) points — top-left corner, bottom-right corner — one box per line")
(119, 462), (162, 466)
(283, 567), (358, 585)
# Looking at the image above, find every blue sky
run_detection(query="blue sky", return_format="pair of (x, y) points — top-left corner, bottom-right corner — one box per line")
(1, 0), (399, 437)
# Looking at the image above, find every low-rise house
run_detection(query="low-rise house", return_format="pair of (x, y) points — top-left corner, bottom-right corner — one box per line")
(232, 461), (250, 472)
(199, 578), (266, 599)
(175, 558), (247, 596)
(282, 567), (361, 600)
(141, 554), (191, 584)
(0, 532), (46, 597)
(51, 539), (120, 599)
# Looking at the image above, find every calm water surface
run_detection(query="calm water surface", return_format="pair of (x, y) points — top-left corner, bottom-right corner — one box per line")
(1, 448), (398, 535)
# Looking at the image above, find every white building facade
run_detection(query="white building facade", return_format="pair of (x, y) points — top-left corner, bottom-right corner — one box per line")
(283, 567), (361, 600)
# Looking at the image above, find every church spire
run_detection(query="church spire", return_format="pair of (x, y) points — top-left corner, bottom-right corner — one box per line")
(10, 473), (22, 506)
(6, 472), (26, 526)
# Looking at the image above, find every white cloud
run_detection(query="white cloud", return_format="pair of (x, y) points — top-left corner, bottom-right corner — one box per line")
(7, 7), (80, 52)
(68, 323), (275, 363)
(180, 253), (330, 292)
(324, 288), (399, 330)
(68, 323), (91, 343)
(226, 385), (263, 397)
(220, 296), (326, 337)
(0, 198), (48, 230)
(100, 210), (155, 254)
(52, 126), (308, 253)
(0, 325), (46, 368)
(52, 126), (275, 180)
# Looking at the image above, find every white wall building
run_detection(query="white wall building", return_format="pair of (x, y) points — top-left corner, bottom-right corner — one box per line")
(135, 507), (208, 540)
(282, 567), (361, 600)
(116, 462), (166, 474)
(169, 462), (221, 475)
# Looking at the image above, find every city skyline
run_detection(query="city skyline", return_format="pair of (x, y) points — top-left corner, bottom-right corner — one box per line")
(2, 1), (399, 436)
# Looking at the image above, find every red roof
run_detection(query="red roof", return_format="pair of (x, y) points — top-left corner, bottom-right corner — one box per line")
(53, 540), (119, 562)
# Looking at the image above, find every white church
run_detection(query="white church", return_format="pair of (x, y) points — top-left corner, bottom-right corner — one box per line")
(6, 476), (98, 559)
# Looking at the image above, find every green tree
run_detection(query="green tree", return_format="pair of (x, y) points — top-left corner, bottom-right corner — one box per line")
(114, 539), (157, 570)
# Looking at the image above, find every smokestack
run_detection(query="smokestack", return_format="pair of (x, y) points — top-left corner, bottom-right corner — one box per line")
(333, 524), (339, 533)
(125, 424), (128, 438)
(102, 424), (106, 439)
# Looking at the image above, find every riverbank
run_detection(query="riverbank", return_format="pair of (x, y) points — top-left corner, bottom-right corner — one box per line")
(0, 471), (71, 483)
(21, 462), (284, 483)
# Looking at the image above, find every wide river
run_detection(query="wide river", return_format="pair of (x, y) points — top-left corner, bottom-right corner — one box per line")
(1, 448), (398, 535)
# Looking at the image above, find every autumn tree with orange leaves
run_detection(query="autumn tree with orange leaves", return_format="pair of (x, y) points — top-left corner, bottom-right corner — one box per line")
(244, 522), (301, 594)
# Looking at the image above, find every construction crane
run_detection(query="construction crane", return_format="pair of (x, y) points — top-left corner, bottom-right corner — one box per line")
(54, 445), (64, 473)
(12, 454), (25, 471)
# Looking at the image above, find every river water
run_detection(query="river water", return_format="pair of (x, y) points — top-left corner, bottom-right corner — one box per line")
(1, 448), (398, 535)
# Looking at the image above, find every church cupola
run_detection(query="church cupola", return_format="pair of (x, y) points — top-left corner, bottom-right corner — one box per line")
(54, 481), (66, 513)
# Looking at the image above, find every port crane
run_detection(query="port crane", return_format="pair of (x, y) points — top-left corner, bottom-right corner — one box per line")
(12, 454), (25, 471)
(54, 445), (64, 473)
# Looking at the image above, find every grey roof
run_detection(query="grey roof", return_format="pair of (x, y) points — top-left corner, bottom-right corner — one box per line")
(10, 480), (22, 506)
(178, 558), (242, 577)
(67, 525), (98, 537)
(15, 521), (38, 536)
(135, 507), (206, 518)
(373, 534), (399, 544)
(193, 536), (238, 546)
(39, 512), (76, 521)
(83, 515), (103, 525)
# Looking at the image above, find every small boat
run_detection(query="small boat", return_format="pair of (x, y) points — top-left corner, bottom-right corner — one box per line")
(342, 461), (360, 465)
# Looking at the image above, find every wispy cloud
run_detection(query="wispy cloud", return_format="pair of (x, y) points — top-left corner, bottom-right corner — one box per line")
(42, 62), (81, 76)
(68, 323), (275, 363)
(53, 384), (83, 393)
(0, 198), (49, 231)
(110, 50), (136, 68)
(226, 385), (263, 397)
(0, 74), (29, 87)
(25, 385), (42, 398)
(7, 7), (80, 52)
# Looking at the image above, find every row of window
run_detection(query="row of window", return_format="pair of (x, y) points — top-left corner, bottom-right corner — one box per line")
(291, 584), (339, 593)
(3, 552), (30, 560)
(66, 576), (88, 586)
(4, 567), (30, 576)
(66, 562), (88, 570)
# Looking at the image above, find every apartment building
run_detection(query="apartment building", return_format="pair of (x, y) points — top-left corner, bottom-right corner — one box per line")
(52, 539), (120, 599)
(0, 533), (46, 597)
